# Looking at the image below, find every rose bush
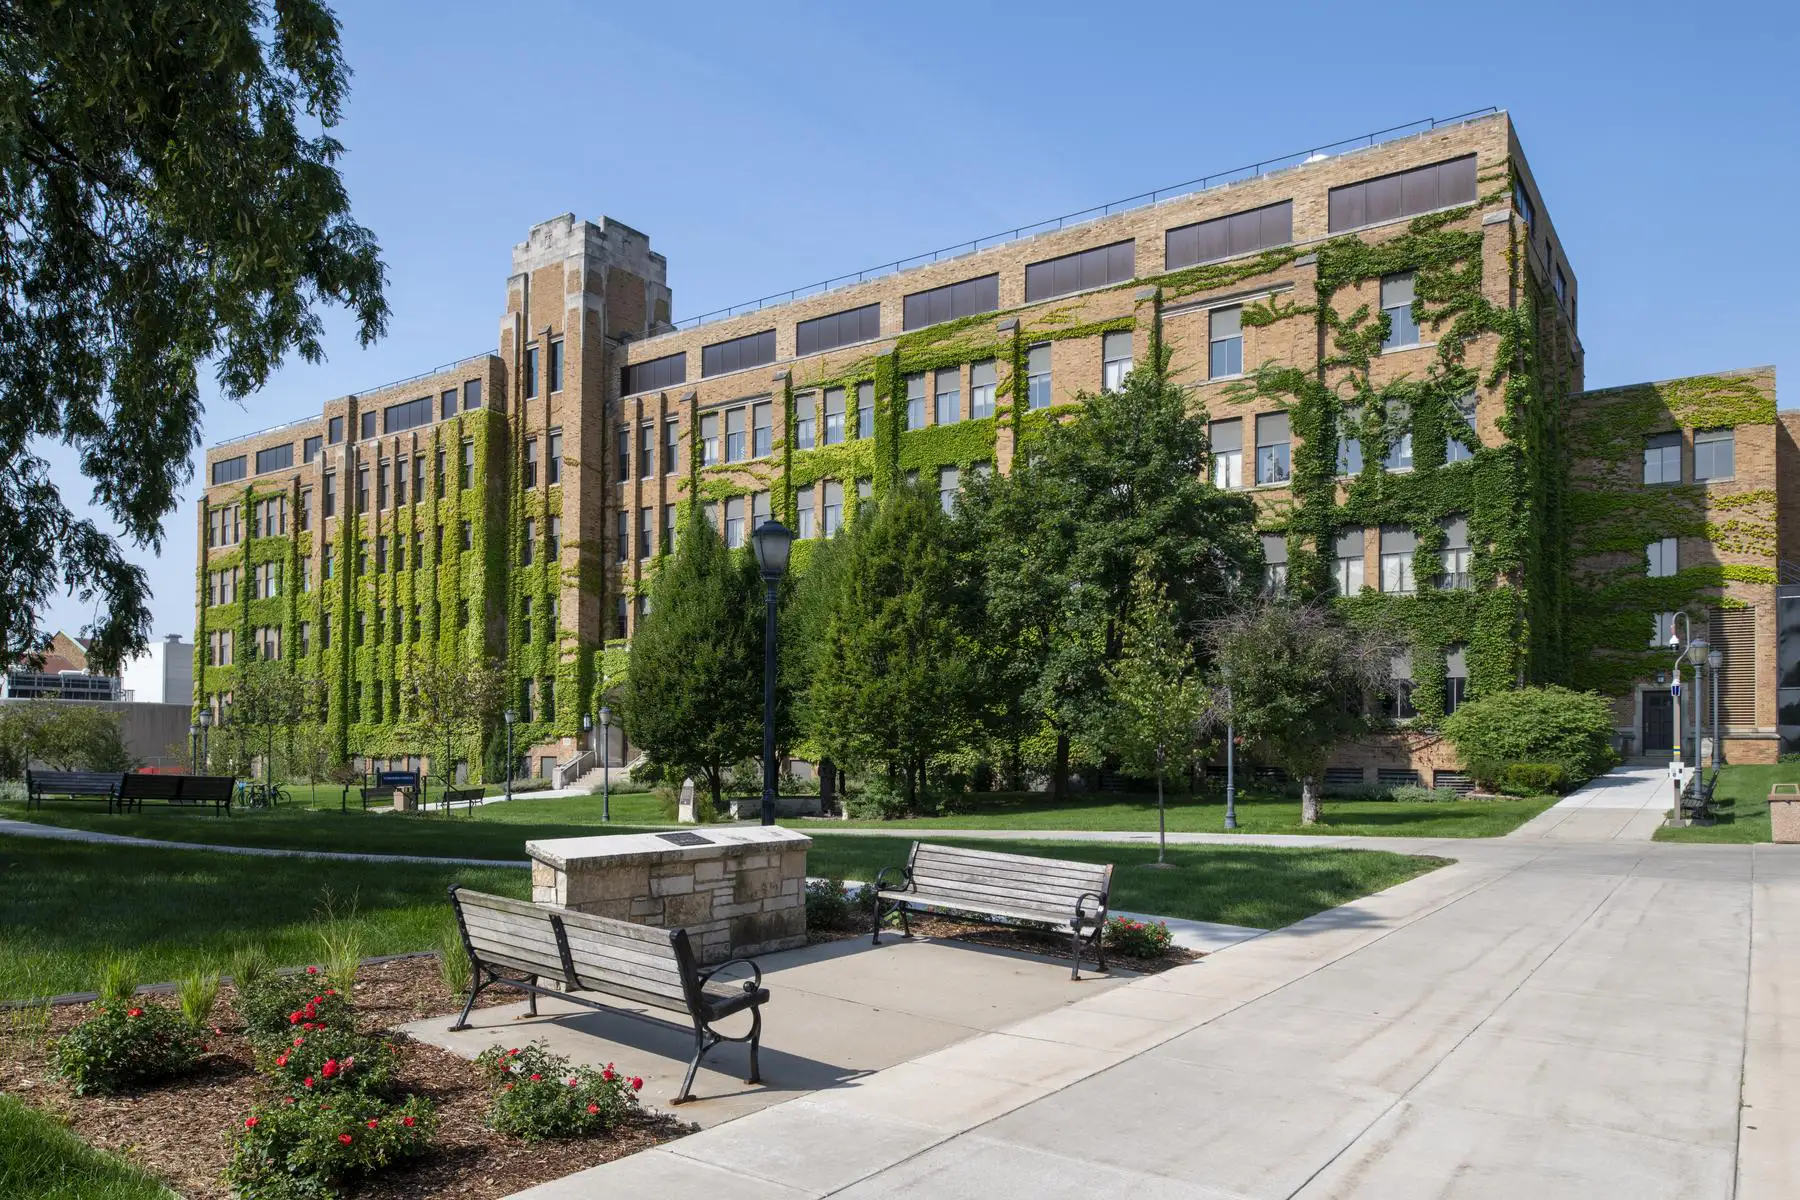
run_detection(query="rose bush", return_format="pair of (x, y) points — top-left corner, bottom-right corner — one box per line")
(52, 1001), (205, 1095)
(236, 970), (352, 1041)
(1102, 916), (1174, 959)
(475, 1041), (642, 1141)
(226, 1090), (435, 1200)
(255, 1025), (401, 1099)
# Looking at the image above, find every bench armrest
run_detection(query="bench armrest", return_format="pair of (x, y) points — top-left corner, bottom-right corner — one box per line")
(1072, 890), (1107, 930)
(873, 865), (913, 894)
(697, 956), (764, 993)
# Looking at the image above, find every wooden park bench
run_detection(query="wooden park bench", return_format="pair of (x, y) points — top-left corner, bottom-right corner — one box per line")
(436, 786), (483, 816)
(446, 886), (770, 1104)
(871, 842), (1114, 980)
(116, 773), (234, 815)
(23, 769), (124, 811)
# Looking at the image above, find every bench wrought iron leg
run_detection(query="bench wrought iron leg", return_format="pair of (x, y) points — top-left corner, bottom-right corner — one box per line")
(871, 893), (883, 946)
(450, 971), (488, 1032)
(899, 902), (912, 939)
(746, 1006), (763, 1085)
(1070, 923), (1083, 981)
(526, 975), (538, 1017)
(675, 1027), (719, 1105)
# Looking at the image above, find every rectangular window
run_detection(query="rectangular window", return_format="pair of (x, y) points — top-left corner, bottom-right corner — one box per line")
(435, 449), (446, 498)
(622, 352), (686, 396)
(795, 484), (815, 539)
(322, 547), (333, 581)
(299, 490), (311, 533)
(858, 477), (873, 500)
(1513, 180), (1535, 231)
(1262, 533), (1288, 595)
(613, 595), (627, 639)
(1445, 644), (1468, 715)
(725, 407), (746, 462)
(752, 401), (774, 457)
(523, 518), (536, 566)
(374, 535), (387, 573)
(701, 329), (776, 378)
(823, 388), (845, 445)
(463, 378), (482, 410)
(1255, 412), (1290, 485)
(615, 424), (630, 480)
(460, 520), (472, 551)
(639, 507), (654, 559)
(1381, 272), (1419, 349)
(548, 516), (561, 559)
(1328, 155), (1477, 232)
(359, 410), (376, 440)
(701, 414), (720, 466)
(1652, 611), (1678, 649)
(902, 273), (999, 331)
(252, 443), (293, 475)
(320, 614), (330, 651)
(393, 534), (405, 571)
(1380, 525), (1417, 593)
(724, 496), (745, 549)
(935, 368), (961, 425)
(1024, 239), (1135, 302)
(1388, 651), (1418, 720)
(1209, 306), (1243, 379)
(1693, 428), (1734, 481)
(1333, 528), (1366, 595)
(638, 424), (654, 478)
(796, 302), (880, 356)
(1647, 537), (1678, 578)
(1027, 345), (1052, 410)
(1210, 418), (1243, 489)
(1440, 515), (1472, 590)
(1165, 200), (1294, 269)
(938, 466), (960, 515)
(413, 454), (425, 501)
(904, 374), (926, 430)
(303, 435), (322, 464)
(356, 466), (369, 513)
(1337, 408), (1364, 475)
(548, 338), (564, 392)
(615, 510), (627, 562)
(460, 439), (474, 489)
(969, 361), (996, 419)
(1643, 432), (1681, 484)
(394, 459), (407, 506)
(323, 473), (337, 518)
(212, 456), (247, 485)
(377, 461), (390, 508)
(822, 480), (843, 534)
(1552, 265), (1568, 309)
(383, 395), (432, 434)
(440, 388), (457, 421)
(523, 345), (538, 399)
(1102, 331), (1133, 392)
(521, 596), (533, 644)
(1446, 395), (1477, 463)
(664, 503), (677, 552)
(328, 415), (345, 444)
(1384, 413), (1414, 472)
(857, 382), (875, 438)
(547, 429), (563, 485)
(794, 394), (815, 449)
(665, 419), (679, 475)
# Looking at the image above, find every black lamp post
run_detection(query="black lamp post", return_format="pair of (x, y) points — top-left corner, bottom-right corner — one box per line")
(503, 708), (517, 803)
(598, 705), (612, 822)
(189, 722), (201, 773)
(750, 518), (794, 826)
(1707, 649), (1725, 768)
(198, 707), (212, 772)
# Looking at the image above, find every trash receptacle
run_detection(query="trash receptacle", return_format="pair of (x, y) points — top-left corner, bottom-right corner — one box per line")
(1770, 784), (1800, 843)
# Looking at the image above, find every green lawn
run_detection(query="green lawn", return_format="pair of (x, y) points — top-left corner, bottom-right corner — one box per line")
(0, 1095), (175, 1200)
(1653, 762), (1800, 843)
(796, 790), (1554, 838)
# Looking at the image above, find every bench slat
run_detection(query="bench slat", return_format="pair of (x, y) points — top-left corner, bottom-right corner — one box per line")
(461, 911), (566, 955)
(877, 889), (1100, 927)
(910, 858), (1104, 890)
(914, 841), (1109, 873)
(913, 845), (1108, 885)
(559, 927), (684, 974)
(465, 941), (567, 979)
(900, 886), (1088, 923)
(550, 905), (688, 949)
(908, 871), (1099, 909)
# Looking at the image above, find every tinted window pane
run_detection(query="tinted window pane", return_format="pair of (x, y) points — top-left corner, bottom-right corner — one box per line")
(1024, 240), (1135, 302)
(623, 351), (686, 395)
(797, 303), (880, 356)
(1329, 156), (1479, 232)
(212, 456), (247, 484)
(700, 330), (775, 378)
(903, 274), (999, 331)
(463, 379), (482, 409)
(255, 444), (293, 474)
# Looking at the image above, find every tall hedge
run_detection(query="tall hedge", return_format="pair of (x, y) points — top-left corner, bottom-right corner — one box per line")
(1442, 685), (1616, 789)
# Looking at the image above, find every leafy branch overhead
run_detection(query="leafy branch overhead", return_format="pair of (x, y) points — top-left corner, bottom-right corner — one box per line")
(0, 0), (388, 673)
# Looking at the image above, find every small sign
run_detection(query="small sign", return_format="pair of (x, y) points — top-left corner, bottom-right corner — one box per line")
(377, 770), (419, 788)
(657, 831), (712, 847)
(1670, 682), (1681, 698)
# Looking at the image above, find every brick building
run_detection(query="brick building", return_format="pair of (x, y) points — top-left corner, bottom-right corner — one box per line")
(195, 109), (1798, 784)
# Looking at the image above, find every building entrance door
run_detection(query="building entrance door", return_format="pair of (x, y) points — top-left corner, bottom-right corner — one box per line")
(1642, 691), (1675, 755)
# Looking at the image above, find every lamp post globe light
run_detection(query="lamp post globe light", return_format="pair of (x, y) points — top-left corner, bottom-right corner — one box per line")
(750, 518), (795, 827)
(503, 707), (517, 804)
(1707, 649), (1725, 767)
(598, 705), (613, 822)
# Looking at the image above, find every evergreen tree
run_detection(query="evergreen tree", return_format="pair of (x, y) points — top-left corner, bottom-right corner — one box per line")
(622, 513), (762, 808)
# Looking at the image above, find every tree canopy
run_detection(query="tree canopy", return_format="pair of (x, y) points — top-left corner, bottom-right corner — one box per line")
(0, 0), (387, 674)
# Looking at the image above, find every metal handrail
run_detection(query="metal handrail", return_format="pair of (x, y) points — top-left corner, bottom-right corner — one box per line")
(212, 350), (499, 449)
(670, 108), (1499, 332)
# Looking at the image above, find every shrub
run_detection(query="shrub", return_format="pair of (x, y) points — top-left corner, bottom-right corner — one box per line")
(227, 1090), (435, 1200)
(53, 1002), (204, 1095)
(255, 1026), (402, 1099)
(1495, 762), (1570, 796)
(236, 970), (352, 1041)
(1385, 784), (1467, 804)
(804, 877), (859, 932)
(1442, 685), (1616, 789)
(1102, 917), (1174, 959)
(177, 969), (221, 1030)
(474, 1042), (643, 1142)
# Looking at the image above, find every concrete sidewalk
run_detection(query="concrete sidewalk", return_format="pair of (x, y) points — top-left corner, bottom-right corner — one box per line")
(1508, 762), (1675, 841)
(512, 838), (1800, 1200)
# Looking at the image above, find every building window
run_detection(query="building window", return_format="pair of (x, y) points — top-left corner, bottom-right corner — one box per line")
(548, 517), (561, 559)
(298, 491), (311, 534)
(1552, 265), (1568, 309)
(1440, 515), (1472, 590)
(902, 274), (999, 331)
(1328, 155), (1476, 232)
(360, 410), (376, 440)
(822, 480), (843, 534)
(547, 429), (563, 485)
(1387, 650), (1418, 720)
(435, 449), (445, 498)
(1445, 644), (1468, 715)
(1647, 537), (1678, 578)
(615, 424), (630, 480)
(322, 547), (332, 581)
(460, 439), (474, 489)
(524, 437), (538, 488)
(460, 378), (481, 410)
(523, 345), (538, 399)
(1334, 529), (1366, 595)
(822, 388), (845, 446)
(319, 614), (330, 650)
(794, 394), (815, 450)
(969, 361), (996, 419)
(1210, 418), (1243, 489)
(1693, 428), (1734, 481)
(1209, 307), (1243, 378)
(935, 368), (961, 426)
(796, 302), (880, 355)
(460, 520), (472, 552)
(302, 435), (322, 464)
(938, 466), (960, 515)
(1255, 412), (1290, 485)
(322, 472), (336, 518)
(1384, 415), (1414, 472)
(1024, 239), (1135, 302)
(378, 460), (391, 508)
(1447, 395), (1477, 463)
(701, 414), (720, 466)
(724, 497), (745, 549)
(664, 419), (679, 475)
(356, 466), (369, 513)
(1380, 525), (1417, 593)
(856, 382), (875, 438)
(1336, 408), (1364, 475)
(1262, 533), (1288, 595)
(701, 329), (776, 378)
(441, 388), (457, 421)
(1102, 331), (1133, 392)
(1643, 432), (1681, 484)
(635, 508), (652, 561)
(1513, 181), (1535, 231)
(623, 352), (686, 396)
(752, 401), (773, 458)
(795, 485), (815, 539)
(663, 504), (676, 553)
(857, 477), (873, 500)
(521, 596), (533, 644)
(1027, 345), (1052, 410)
(1165, 200), (1293, 270)
(548, 339), (563, 392)
(612, 595), (627, 639)
(383, 395), (431, 434)
(1381, 273), (1419, 349)
(523, 518), (536, 565)
(212, 455), (247, 485)
(615, 510), (627, 562)
(725, 407), (746, 462)
(327, 415), (344, 444)
(905, 374), (926, 430)
(1652, 611), (1678, 649)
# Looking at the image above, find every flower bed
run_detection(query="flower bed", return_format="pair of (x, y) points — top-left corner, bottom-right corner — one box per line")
(0, 956), (689, 1199)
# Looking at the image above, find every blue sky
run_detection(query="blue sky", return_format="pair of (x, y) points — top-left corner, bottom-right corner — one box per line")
(41, 0), (1800, 646)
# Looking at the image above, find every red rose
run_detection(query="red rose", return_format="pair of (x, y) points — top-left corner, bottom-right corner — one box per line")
(504, 1082), (514, 1091)
(282, 1096), (296, 1105)
(338, 1133), (352, 1145)
(303, 1077), (314, 1088)
(568, 1078), (579, 1087)
(401, 1116), (416, 1127)
(631, 1077), (643, 1091)
(275, 1054), (288, 1067)
(586, 1103), (599, 1114)
(529, 1073), (542, 1081)
(366, 1119), (378, 1129)
(602, 1068), (615, 1081)
(127, 1007), (143, 1017)
(244, 1116), (258, 1129)
(321, 1058), (339, 1078)
(289, 1012), (302, 1024)
(306, 966), (319, 975)
(293, 1037), (304, 1047)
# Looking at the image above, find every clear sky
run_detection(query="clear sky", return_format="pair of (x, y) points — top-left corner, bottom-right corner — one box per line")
(40, 0), (1800, 648)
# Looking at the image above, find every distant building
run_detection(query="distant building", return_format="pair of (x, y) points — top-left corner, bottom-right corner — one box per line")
(1, 630), (119, 700)
(120, 634), (194, 704)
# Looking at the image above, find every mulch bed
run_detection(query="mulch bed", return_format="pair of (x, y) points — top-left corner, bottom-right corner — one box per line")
(0, 956), (692, 1199)
(808, 909), (1203, 975)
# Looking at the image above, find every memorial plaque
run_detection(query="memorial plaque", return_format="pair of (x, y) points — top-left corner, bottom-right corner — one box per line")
(656, 831), (712, 847)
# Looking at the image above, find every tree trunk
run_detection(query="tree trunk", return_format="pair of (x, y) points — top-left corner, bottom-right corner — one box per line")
(819, 756), (835, 814)
(1052, 733), (1070, 803)
(1300, 772), (1321, 825)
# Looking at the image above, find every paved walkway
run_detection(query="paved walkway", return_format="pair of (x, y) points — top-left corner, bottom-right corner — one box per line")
(0, 818), (527, 867)
(513, 837), (1800, 1200)
(1508, 762), (1675, 842)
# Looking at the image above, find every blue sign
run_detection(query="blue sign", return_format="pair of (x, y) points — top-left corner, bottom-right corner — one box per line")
(1670, 682), (1681, 698)
(377, 770), (419, 788)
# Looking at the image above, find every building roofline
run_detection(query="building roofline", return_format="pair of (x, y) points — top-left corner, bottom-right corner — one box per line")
(208, 350), (499, 452)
